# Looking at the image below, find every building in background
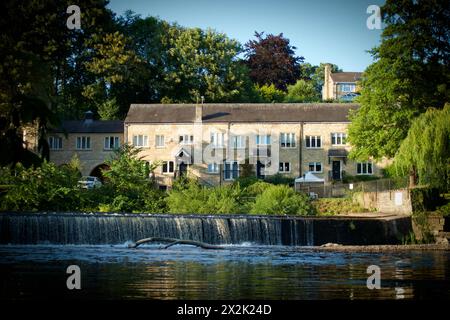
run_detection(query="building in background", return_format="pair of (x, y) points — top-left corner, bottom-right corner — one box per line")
(322, 64), (362, 101)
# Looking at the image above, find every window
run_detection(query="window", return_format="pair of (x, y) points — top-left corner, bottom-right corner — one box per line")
(305, 136), (322, 148)
(104, 136), (120, 150)
(132, 135), (148, 147)
(207, 163), (220, 173)
(231, 135), (245, 149)
(340, 84), (355, 92)
(210, 132), (225, 147)
(223, 161), (239, 180)
(256, 134), (271, 145)
(76, 136), (91, 150)
(280, 133), (296, 148)
(179, 134), (194, 145)
(48, 136), (62, 150)
(162, 161), (174, 173)
(357, 161), (373, 175)
(155, 135), (165, 147)
(279, 162), (290, 173)
(308, 162), (322, 173)
(331, 133), (347, 146)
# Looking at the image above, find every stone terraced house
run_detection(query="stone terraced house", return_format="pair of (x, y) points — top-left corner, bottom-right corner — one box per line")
(123, 103), (381, 188)
(37, 103), (383, 188)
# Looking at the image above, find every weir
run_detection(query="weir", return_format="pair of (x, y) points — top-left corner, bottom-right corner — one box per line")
(0, 212), (412, 246)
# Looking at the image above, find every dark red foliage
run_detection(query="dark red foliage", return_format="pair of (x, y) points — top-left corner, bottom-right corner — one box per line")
(244, 32), (304, 91)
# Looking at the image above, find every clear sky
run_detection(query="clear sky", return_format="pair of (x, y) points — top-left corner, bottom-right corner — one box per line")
(108, 0), (385, 71)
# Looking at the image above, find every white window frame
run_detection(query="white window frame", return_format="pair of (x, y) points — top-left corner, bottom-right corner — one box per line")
(256, 134), (271, 146)
(48, 136), (62, 150)
(76, 136), (91, 150)
(162, 161), (175, 174)
(223, 161), (239, 180)
(210, 132), (225, 148)
(280, 133), (296, 148)
(308, 162), (323, 173)
(104, 136), (120, 150)
(357, 161), (373, 175)
(179, 134), (194, 145)
(132, 135), (148, 147)
(331, 132), (347, 146)
(155, 135), (165, 148)
(231, 135), (245, 149)
(305, 135), (322, 149)
(207, 163), (220, 174)
(279, 162), (291, 173)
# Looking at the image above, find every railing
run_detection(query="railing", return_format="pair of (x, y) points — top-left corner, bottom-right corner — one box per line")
(296, 177), (410, 198)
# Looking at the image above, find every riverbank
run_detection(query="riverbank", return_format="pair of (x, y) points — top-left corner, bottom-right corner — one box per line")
(310, 243), (450, 252)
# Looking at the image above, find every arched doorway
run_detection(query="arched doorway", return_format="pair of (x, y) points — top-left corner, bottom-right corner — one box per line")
(90, 163), (110, 182)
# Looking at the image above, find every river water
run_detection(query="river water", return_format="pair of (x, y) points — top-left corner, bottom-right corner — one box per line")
(0, 244), (448, 300)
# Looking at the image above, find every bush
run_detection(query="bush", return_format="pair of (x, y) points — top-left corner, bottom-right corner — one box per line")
(0, 160), (83, 211)
(312, 198), (368, 216)
(250, 185), (315, 215)
(264, 173), (294, 186)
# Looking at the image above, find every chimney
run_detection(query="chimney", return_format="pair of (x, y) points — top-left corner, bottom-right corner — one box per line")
(195, 96), (204, 123)
(84, 110), (94, 124)
(323, 63), (331, 100)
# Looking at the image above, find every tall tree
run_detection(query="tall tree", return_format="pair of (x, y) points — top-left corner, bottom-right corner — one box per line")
(161, 26), (251, 103)
(348, 0), (450, 160)
(0, 0), (114, 165)
(244, 32), (303, 91)
(394, 104), (450, 190)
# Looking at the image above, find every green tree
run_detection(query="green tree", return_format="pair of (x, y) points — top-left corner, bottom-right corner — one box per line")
(98, 98), (120, 120)
(394, 104), (450, 190)
(254, 84), (285, 103)
(348, 0), (450, 160)
(162, 26), (250, 103)
(284, 79), (320, 102)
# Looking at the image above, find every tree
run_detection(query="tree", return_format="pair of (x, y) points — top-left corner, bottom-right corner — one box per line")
(394, 104), (450, 190)
(284, 79), (320, 102)
(348, 0), (450, 160)
(0, 0), (115, 165)
(244, 32), (303, 91)
(161, 26), (251, 103)
(98, 98), (120, 120)
(254, 84), (285, 103)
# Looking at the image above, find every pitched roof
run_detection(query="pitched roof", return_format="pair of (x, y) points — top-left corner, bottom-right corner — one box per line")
(330, 72), (362, 83)
(51, 120), (124, 133)
(125, 103), (359, 124)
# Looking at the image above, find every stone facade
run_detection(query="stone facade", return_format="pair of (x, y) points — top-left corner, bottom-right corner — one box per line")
(38, 104), (385, 187)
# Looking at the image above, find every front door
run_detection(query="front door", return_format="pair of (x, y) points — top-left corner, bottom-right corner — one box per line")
(179, 162), (187, 177)
(256, 161), (265, 179)
(332, 160), (341, 180)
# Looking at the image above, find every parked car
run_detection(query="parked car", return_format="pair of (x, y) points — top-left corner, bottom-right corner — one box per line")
(78, 176), (102, 189)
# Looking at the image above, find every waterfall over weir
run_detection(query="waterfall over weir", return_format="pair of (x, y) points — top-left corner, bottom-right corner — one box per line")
(0, 212), (412, 246)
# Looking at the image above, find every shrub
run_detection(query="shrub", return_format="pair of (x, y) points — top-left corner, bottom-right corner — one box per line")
(250, 185), (315, 215)
(264, 173), (294, 186)
(312, 198), (368, 216)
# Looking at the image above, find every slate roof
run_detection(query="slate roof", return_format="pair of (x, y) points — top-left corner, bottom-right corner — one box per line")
(330, 72), (362, 83)
(125, 103), (359, 124)
(51, 120), (124, 133)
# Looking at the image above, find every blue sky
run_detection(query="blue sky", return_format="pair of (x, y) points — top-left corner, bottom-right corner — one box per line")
(108, 0), (385, 71)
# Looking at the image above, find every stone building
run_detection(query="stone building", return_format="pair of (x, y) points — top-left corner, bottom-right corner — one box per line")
(124, 103), (381, 188)
(322, 64), (362, 101)
(45, 111), (124, 177)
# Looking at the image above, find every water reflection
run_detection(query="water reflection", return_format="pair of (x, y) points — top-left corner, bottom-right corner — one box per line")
(0, 245), (448, 300)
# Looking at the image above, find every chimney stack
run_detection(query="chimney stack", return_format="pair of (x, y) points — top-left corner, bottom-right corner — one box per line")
(323, 63), (332, 100)
(84, 110), (94, 124)
(195, 96), (203, 123)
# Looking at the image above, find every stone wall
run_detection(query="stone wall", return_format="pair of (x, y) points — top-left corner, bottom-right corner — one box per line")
(355, 189), (412, 215)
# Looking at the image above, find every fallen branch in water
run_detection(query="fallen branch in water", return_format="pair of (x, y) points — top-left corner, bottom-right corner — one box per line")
(128, 237), (224, 250)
